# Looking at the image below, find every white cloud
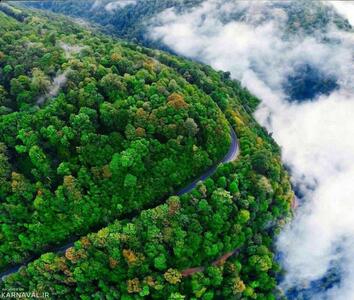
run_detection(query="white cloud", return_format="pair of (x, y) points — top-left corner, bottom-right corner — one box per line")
(148, 1), (354, 298)
(90, 0), (137, 12)
(59, 42), (85, 57)
(105, 0), (137, 12)
(36, 70), (69, 105)
(328, 0), (354, 26)
(91, 0), (103, 10)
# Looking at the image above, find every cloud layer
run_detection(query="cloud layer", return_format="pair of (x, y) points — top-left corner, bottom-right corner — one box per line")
(91, 0), (137, 12)
(148, 1), (354, 298)
(329, 1), (354, 26)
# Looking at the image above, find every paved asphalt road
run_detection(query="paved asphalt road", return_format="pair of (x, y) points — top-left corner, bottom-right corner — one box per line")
(177, 126), (239, 195)
(1, 127), (239, 281)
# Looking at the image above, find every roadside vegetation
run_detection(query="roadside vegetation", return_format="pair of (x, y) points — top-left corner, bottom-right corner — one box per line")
(0, 5), (293, 299)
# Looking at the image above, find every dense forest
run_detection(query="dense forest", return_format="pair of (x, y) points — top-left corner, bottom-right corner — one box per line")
(25, 0), (352, 46)
(26, 0), (352, 103)
(0, 4), (293, 299)
(0, 4), (231, 270)
(23, 0), (205, 48)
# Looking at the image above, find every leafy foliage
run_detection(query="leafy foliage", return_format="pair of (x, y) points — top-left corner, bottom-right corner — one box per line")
(0, 5), (293, 299)
(2, 86), (293, 298)
(25, 0), (352, 46)
(0, 8), (230, 270)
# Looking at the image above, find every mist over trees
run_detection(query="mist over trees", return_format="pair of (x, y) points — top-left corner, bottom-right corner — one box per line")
(0, 3), (293, 299)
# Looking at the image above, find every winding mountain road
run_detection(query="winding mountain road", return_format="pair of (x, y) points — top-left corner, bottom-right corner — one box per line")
(0, 127), (239, 281)
(177, 127), (239, 195)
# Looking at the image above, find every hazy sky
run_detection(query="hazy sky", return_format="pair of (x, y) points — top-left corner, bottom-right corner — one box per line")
(148, 1), (354, 298)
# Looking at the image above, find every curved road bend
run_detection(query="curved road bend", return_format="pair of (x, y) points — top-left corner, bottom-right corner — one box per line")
(177, 126), (239, 195)
(1, 127), (239, 281)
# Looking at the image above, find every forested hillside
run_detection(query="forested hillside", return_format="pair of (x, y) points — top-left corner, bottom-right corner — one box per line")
(26, 0), (352, 103)
(0, 5), (230, 269)
(0, 4), (293, 299)
(26, 0), (351, 45)
(24, 0), (204, 48)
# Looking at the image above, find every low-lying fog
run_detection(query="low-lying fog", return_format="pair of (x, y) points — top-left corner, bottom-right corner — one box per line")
(148, 1), (354, 298)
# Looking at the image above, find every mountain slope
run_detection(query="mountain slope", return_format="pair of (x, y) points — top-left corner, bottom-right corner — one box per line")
(25, 0), (352, 103)
(0, 4), (293, 299)
(25, 0), (351, 42)
(21, 1), (354, 299)
(0, 5), (231, 270)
